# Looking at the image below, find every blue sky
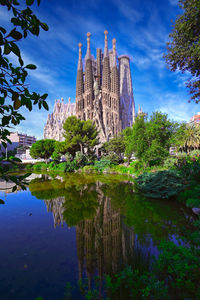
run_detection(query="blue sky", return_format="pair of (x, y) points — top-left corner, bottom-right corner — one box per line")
(1, 0), (199, 139)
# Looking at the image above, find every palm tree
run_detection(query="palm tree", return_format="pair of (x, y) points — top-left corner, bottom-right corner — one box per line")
(181, 124), (200, 153)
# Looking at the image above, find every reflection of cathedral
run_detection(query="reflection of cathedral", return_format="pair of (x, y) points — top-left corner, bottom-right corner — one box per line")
(76, 188), (134, 290)
(44, 182), (135, 291)
(45, 197), (65, 228)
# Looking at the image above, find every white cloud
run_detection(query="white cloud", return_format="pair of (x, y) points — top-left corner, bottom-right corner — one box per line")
(169, 0), (178, 6)
(158, 94), (197, 122)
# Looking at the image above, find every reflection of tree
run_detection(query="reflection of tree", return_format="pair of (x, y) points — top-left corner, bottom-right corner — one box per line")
(27, 173), (195, 297)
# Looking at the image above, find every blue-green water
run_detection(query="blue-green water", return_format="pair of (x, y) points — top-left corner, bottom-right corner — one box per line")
(0, 173), (194, 300)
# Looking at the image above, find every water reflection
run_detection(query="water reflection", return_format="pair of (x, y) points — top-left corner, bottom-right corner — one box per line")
(28, 173), (194, 290)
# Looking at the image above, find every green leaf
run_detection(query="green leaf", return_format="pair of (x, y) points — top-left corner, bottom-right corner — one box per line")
(25, 64), (37, 70)
(0, 199), (5, 204)
(10, 156), (22, 162)
(26, 0), (34, 5)
(41, 23), (49, 31)
(0, 26), (6, 34)
(10, 41), (21, 57)
(2, 115), (11, 126)
(14, 99), (21, 110)
(8, 29), (23, 40)
(0, 32), (3, 45)
(43, 101), (49, 110)
(4, 43), (11, 55)
(12, 92), (18, 101)
(19, 56), (24, 66)
(41, 93), (48, 100)
(12, 185), (17, 192)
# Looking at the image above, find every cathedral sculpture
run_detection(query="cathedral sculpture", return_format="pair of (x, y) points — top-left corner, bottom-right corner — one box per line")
(44, 97), (75, 141)
(44, 31), (135, 143)
(76, 31), (135, 143)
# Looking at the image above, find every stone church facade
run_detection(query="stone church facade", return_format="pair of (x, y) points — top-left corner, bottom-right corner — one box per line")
(76, 31), (135, 143)
(43, 98), (75, 141)
(44, 31), (135, 143)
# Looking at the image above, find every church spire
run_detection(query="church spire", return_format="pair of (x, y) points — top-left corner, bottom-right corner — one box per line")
(112, 38), (117, 66)
(78, 42), (83, 70)
(102, 30), (110, 90)
(76, 42), (84, 98)
(85, 32), (91, 60)
(104, 30), (108, 57)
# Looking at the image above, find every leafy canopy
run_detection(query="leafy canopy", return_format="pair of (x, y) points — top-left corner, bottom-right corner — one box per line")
(125, 112), (176, 164)
(0, 0), (49, 147)
(102, 132), (125, 160)
(63, 116), (99, 155)
(30, 139), (55, 160)
(164, 0), (200, 103)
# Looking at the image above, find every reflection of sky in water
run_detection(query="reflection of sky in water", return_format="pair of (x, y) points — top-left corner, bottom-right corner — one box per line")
(0, 191), (80, 300)
(0, 175), (194, 300)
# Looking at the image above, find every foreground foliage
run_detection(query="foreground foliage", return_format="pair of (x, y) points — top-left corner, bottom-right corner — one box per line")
(0, 0), (49, 146)
(165, 0), (200, 103)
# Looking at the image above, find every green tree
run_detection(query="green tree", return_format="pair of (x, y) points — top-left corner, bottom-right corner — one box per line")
(123, 126), (135, 164)
(63, 116), (99, 156)
(30, 139), (55, 162)
(128, 112), (175, 165)
(182, 124), (200, 153)
(131, 114), (148, 162)
(0, 0), (49, 148)
(102, 132), (125, 161)
(164, 0), (200, 103)
(172, 122), (200, 153)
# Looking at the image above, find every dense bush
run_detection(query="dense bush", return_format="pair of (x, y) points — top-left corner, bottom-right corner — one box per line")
(163, 157), (178, 169)
(33, 162), (47, 171)
(94, 159), (113, 171)
(178, 183), (200, 208)
(155, 241), (200, 300)
(135, 170), (185, 199)
(130, 160), (144, 172)
(189, 149), (200, 157)
(74, 151), (87, 167)
(102, 152), (120, 164)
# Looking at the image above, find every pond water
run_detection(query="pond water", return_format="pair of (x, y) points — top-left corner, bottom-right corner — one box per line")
(0, 173), (195, 300)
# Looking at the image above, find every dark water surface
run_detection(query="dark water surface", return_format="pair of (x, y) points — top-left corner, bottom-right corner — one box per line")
(0, 173), (194, 300)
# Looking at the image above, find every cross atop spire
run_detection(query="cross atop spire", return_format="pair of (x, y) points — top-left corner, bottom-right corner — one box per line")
(86, 32), (91, 59)
(104, 30), (108, 57)
(78, 42), (83, 70)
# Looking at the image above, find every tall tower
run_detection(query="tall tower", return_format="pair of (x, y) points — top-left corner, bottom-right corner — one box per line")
(102, 30), (112, 140)
(84, 32), (93, 120)
(118, 55), (135, 129)
(110, 38), (121, 135)
(76, 43), (84, 119)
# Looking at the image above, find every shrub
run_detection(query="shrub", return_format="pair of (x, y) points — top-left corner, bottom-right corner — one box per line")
(102, 152), (120, 164)
(65, 160), (79, 172)
(155, 241), (200, 299)
(33, 162), (47, 171)
(178, 183), (200, 208)
(130, 160), (144, 172)
(74, 151), (87, 167)
(94, 159), (112, 171)
(25, 163), (33, 170)
(163, 157), (178, 169)
(189, 150), (200, 157)
(82, 165), (96, 173)
(65, 152), (73, 162)
(135, 170), (185, 199)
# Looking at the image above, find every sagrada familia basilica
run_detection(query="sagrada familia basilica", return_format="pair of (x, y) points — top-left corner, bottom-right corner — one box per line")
(44, 31), (137, 143)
